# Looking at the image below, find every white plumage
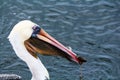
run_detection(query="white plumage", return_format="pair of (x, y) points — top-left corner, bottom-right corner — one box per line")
(8, 20), (49, 80)
(8, 20), (86, 80)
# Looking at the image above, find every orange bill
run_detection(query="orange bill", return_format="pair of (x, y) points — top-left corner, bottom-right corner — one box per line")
(24, 28), (86, 65)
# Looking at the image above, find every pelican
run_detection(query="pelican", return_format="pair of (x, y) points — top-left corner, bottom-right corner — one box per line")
(8, 20), (86, 80)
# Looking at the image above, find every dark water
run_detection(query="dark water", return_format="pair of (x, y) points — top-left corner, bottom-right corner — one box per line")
(0, 0), (120, 80)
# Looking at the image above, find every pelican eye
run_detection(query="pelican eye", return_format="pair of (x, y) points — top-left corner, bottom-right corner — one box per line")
(32, 26), (41, 37)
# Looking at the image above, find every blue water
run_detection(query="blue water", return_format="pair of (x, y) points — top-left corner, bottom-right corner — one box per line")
(0, 0), (120, 80)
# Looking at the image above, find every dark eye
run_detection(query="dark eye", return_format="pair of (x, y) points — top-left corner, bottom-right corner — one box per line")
(32, 26), (41, 37)
(32, 26), (37, 30)
(32, 26), (41, 32)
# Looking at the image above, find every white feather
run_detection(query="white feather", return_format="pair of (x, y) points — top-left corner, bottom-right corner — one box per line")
(8, 20), (49, 80)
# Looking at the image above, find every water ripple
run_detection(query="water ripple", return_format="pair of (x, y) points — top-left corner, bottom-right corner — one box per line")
(0, 0), (120, 80)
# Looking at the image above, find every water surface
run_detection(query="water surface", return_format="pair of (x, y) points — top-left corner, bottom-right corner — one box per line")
(0, 0), (120, 80)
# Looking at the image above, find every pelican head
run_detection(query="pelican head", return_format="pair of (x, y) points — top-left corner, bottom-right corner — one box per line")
(8, 20), (37, 42)
(8, 20), (86, 80)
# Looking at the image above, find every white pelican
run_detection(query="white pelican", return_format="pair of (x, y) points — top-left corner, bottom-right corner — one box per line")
(8, 20), (86, 80)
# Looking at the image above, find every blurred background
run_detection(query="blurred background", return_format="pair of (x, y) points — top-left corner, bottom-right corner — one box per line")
(0, 0), (120, 80)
